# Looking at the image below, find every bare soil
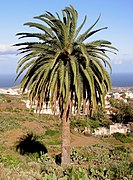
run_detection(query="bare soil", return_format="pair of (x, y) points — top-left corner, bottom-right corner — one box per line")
(1, 129), (24, 147)
(71, 133), (108, 147)
(22, 120), (46, 134)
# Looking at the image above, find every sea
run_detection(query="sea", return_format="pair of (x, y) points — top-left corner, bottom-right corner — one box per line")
(0, 73), (133, 88)
(0, 74), (21, 88)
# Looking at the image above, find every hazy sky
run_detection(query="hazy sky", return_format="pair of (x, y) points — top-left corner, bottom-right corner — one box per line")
(0, 0), (133, 74)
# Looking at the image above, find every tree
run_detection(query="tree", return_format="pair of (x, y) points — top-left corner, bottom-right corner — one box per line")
(110, 99), (133, 123)
(15, 5), (117, 166)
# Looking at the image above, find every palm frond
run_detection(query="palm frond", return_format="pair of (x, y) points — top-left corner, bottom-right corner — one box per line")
(16, 5), (117, 116)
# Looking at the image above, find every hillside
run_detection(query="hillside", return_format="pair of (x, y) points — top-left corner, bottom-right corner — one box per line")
(0, 93), (133, 179)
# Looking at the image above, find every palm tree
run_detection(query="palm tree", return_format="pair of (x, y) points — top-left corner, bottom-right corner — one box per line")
(15, 5), (117, 166)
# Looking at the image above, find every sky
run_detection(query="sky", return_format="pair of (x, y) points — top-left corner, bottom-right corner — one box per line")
(0, 0), (133, 75)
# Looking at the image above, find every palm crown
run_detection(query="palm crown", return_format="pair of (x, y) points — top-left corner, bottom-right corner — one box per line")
(16, 5), (117, 118)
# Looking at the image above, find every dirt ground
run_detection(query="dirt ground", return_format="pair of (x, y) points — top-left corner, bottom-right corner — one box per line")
(1, 121), (108, 149)
(71, 133), (107, 147)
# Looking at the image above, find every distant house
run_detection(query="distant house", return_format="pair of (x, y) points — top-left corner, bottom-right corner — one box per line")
(125, 91), (133, 99)
(112, 92), (121, 99)
(0, 88), (22, 95)
(93, 123), (128, 136)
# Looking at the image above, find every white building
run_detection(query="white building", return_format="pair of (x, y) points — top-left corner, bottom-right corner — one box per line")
(94, 123), (128, 136)
(0, 88), (22, 95)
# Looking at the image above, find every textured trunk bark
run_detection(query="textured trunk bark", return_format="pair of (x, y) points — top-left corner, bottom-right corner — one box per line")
(61, 92), (71, 166)
(61, 116), (70, 166)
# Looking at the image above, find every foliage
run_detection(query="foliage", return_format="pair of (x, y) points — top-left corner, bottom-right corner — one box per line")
(88, 166), (109, 179)
(114, 145), (129, 153)
(88, 118), (101, 130)
(127, 132), (133, 137)
(109, 161), (133, 179)
(1, 144), (133, 179)
(93, 107), (105, 120)
(110, 99), (133, 123)
(70, 114), (108, 132)
(92, 106), (110, 127)
(15, 5), (117, 120)
(0, 154), (20, 167)
(67, 167), (89, 179)
(70, 116), (89, 130)
(113, 132), (133, 143)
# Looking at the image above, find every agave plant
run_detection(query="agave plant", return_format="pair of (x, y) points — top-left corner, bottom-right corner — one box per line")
(15, 5), (117, 166)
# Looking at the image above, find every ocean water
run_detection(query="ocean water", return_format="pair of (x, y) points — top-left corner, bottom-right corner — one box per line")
(110, 73), (133, 87)
(0, 73), (133, 88)
(0, 74), (21, 88)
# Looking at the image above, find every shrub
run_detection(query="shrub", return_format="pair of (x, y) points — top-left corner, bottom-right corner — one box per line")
(70, 116), (88, 130)
(113, 132), (133, 143)
(0, 154), (20, 167)
(65, 167), (89, 179)
(88, 119), (101, 130)
(109, 161), (133, 179)
(114, 145), (129, 153)
(70, 116), (102, 132)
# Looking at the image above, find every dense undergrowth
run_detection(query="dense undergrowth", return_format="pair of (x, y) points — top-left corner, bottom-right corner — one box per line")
(0, 145), (133, 179)
(0, 94), (133, 179)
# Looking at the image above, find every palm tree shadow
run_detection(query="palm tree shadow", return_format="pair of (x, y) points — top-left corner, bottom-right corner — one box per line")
(16, 133), (47, 157)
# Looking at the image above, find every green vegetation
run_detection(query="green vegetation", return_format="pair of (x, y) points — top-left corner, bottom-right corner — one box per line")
(70, 116), (102, 132)
(0, 86), (133, 179)
(0, 154), (21, 167)
(45, 129), (60, 136)
(70, 109), (109, 132)
(1, 145), (133, 179)
(0, 115), (21, 132)
(15, 4), (117, 165)
(110, 98), (133, 123)
(113, 132), (133, 143)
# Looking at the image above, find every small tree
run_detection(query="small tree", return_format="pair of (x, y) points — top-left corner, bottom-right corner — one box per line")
(110, 99), (133, 123)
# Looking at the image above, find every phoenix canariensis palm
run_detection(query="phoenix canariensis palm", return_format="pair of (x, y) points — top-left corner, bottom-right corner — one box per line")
(15, 5), (117, 166)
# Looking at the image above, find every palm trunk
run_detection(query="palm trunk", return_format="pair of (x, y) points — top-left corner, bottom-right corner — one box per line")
(61, 116), (70, 166)
(61, 92), (71, 166)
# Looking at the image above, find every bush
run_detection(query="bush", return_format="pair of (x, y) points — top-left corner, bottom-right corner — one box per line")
(88, 119), (101, 130)
(0, 154), (20, 167)
(109, 161), (133, 179)
(70, 116), (102, 132)
(114, 145), (129, 153)
(113, 132), (133, 143)
(70, 116), (88, 130)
